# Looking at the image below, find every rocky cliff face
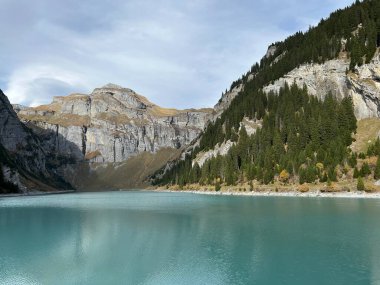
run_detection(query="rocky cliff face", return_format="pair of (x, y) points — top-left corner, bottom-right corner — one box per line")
(212, 85), (243, 120)
(192, 117), (262, 167)
(16, 84), (212, 164)
(186, 48), (380, 169)
(0, 90), (72, 192)
(263, 51), (380, 120)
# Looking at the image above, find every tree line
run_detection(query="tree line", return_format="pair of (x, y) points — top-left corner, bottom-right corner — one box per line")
(154, 84), (357, 187)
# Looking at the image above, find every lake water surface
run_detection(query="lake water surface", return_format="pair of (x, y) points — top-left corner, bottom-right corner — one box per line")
(1, 191), (380, 285)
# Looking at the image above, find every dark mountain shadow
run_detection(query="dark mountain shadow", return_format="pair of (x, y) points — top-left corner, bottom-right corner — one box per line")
(0, 89), (94, 193)
(22, 122), (96, 192)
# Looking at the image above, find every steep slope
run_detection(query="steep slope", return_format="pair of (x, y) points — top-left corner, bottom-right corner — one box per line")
(65, 148), (182, 191)
(0, 90), (72, 193)
(154, 0), (380, 188)
(351, 118), (380, 153)
(263, 52), (380, 119)
(212, 0), (380, 120)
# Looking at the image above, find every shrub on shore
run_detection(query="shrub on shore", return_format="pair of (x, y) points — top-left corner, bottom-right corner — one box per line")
(297, 184), (309, 193)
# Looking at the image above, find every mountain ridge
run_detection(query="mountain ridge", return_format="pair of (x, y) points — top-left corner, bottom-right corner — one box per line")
(6, 84), (212, 191)
(153, 0), (380, 189)
(15, 83), (212, 164)
(3, 0), (380, 192)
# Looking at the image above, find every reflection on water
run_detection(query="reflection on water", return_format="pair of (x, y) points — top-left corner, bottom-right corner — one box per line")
(1, 192), (380, 285)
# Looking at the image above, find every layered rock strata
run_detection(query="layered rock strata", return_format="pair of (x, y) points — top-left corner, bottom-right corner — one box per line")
(16, 84), (212, 164)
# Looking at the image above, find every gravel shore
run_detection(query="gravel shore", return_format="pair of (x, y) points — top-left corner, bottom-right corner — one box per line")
(157, 189), (380, 199)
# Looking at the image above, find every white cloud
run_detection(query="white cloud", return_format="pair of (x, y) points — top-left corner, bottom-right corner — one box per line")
(5, 65), (89, 106)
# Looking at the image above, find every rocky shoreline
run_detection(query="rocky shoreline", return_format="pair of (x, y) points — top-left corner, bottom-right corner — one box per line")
(156, 189), (380, 199)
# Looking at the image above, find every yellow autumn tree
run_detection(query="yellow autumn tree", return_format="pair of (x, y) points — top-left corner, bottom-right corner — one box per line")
(279, 169), (290, 183)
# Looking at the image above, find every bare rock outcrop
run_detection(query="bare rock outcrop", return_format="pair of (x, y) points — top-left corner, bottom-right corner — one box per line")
(192, 118), (262, 167)
(193, 140), (235, 167)
(212, 84), (243, 120)
(263, 52), (380, 119)
(16, 84), (212, 164)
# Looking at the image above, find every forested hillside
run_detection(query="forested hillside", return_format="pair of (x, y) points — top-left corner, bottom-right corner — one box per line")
(156, 84), (356, 186)
(218, 0), (379, 148)
(154, 0), (380, 188)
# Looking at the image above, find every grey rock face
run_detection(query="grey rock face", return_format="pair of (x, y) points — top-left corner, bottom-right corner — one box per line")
(0, 90), (72, 191)
(0, 90), (47, 175)
(213, 85), (243, 121)
(265, 45), (277, 59)
(263, 53), (380, 119)
(17, 84), (212, 163)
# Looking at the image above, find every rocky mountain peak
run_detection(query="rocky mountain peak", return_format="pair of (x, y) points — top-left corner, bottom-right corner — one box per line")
(101, 83), (125, 89)
(14, 84), (212, 166)
(93, 83), (135, 94)
(91, 83), (153, 110)
(265, 44), (277, 59)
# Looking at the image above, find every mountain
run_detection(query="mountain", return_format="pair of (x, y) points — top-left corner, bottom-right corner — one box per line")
(4, 0), (380, 192)
(0, 90), (72, 193)
(13, 83), (212, 190)
(154, 0), (380, 189)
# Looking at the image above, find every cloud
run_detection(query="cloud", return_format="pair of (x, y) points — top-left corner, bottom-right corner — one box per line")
(0, 0), (355, 109)
(5, 65), (89, 106)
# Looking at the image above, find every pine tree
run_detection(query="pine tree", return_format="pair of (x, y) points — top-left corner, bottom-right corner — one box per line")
(225, 159), (236, 185)
(361, 162), (371, 177)
(247, 164), (256, 181)
(320, 172), (328, 183)
(215, 181), (221, 192)
(263, 170), (274, 185)
(273, 130), (284, 161)
(328, 167), (338, 182)
(353, 167), (360, 178)
(357, 177), (365, 191)
(348, 153), (357, 168)
(299, 168), (306, 185)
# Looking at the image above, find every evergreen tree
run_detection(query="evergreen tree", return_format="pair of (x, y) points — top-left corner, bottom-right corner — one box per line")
(348, 153), (357, 168)
(353, 167), (360, 178)
(215, 180), (221, 192)
(361, 162), (371, 177)
(320, 172), (328, 183)
(357, 177), (365, 191)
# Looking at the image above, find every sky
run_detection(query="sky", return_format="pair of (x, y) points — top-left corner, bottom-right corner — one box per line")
(0, 0), (354, 109)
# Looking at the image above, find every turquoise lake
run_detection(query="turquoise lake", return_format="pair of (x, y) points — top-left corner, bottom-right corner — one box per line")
(1, 191), (380, 285)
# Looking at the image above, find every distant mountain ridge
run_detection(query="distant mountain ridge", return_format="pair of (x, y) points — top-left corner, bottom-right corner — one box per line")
(3, 84), (212, 191)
